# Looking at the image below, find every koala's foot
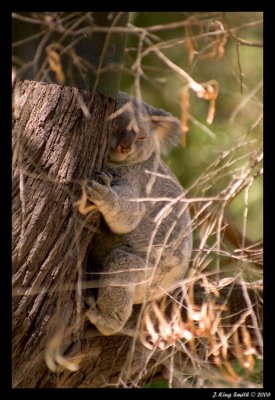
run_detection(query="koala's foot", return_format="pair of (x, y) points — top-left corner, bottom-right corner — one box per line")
(85, 305), (130, 336)
(85, 249), (149, 336)
(85, 285), (135, 336)
(85, 308), (121, 336)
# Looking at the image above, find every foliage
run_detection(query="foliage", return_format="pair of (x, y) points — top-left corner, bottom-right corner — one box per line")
(120, 14), (263, 387)
(121, 12), (263, 243)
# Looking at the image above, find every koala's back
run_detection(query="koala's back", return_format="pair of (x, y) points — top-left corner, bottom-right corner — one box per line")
(90, 157), (192, 302)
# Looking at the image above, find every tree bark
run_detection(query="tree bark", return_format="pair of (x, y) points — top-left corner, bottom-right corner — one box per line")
(12, 79), (262, 388)
(12, 79), (115, 387)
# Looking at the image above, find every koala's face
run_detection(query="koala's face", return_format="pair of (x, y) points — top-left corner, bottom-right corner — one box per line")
(108, 97), (157, 166)
(108, 92), (181, 166)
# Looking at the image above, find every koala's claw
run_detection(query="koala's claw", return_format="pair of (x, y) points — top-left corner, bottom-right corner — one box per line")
(86, 181), (107, 201)
(95, 171), (112, 187)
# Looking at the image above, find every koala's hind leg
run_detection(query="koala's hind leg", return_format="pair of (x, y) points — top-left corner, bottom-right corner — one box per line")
(86, 248), (147, 336)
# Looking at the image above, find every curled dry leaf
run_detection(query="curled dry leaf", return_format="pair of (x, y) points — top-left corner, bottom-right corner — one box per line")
(46, 45), (65, 85)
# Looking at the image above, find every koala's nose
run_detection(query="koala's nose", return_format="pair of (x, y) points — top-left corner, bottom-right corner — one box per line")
(113, 130), (136, 154)
(117, 144), (131, 154)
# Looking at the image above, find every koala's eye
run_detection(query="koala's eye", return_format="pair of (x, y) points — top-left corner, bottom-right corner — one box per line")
(137, 134), (146, 141)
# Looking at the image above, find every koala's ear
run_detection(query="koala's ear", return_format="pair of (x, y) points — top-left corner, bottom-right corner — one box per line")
(144, 103), (181, 154)
(116, 91), (131, 108)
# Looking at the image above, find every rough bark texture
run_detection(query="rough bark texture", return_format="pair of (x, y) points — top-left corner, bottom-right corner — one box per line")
(12, 80), (262, 388)
(12, 79), (115, 387)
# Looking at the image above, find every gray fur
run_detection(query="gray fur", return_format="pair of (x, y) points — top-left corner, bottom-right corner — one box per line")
(85, 92), (192, 336)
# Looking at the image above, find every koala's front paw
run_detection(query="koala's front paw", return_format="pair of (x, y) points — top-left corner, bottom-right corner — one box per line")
(95, 171), (112, 186)
(86, 172), (114, 204)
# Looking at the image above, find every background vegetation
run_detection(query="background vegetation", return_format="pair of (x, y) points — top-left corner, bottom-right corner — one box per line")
(121, 12), (263, 244)
(121, 12), (263, 387)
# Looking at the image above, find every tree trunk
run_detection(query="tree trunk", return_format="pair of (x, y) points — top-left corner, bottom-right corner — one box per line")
(12, 79), (262, 388)
(12, 79), (115, 387)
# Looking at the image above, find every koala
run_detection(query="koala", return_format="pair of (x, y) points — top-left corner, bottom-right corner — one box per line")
(85, 92), (192, 336)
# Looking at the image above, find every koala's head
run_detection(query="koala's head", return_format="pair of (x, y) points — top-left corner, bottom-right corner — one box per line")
(108, 92), (181, 166)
